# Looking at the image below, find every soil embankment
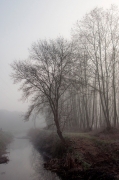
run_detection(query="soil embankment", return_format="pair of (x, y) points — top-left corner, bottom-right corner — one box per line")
(0, 131), (13, 164)
(28, 128), (119, 180)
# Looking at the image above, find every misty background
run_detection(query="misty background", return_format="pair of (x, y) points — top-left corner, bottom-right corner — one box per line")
(0, 0), (119, 133)
(0, 110), (45, 134)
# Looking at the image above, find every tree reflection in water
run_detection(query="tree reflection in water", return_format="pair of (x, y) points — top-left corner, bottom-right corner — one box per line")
(30, 147), (60, 180)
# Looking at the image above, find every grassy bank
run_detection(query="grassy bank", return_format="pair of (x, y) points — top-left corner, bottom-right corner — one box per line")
(0, 130), (13, 164)
(28, 128), (119, 180)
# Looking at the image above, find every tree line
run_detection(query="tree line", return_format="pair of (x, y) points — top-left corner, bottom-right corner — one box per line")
(11, 5), (119, 142)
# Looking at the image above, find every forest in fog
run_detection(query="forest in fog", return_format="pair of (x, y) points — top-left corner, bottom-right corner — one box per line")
(11, 6), (119, 137)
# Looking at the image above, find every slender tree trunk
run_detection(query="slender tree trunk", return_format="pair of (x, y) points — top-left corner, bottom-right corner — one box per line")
(54, 101), (66, 144)
(112, 47), (117, 127)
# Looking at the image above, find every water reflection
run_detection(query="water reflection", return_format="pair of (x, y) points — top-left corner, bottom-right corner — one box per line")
(30, 147), (60, 180)
(0, 138), (60, 180)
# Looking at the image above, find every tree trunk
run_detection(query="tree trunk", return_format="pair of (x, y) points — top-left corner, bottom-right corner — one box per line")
(54, 111), (66, 144)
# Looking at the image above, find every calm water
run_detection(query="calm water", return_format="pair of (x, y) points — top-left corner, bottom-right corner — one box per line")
(0, 138), (60, 180)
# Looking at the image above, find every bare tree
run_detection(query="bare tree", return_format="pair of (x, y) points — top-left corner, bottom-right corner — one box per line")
(11, 37), (73, 143)
(72, 5), (119, 129)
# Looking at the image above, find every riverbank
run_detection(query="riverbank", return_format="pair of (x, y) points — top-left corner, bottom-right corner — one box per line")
(0, 131), (13, 164)
(28, 128), (119, 180)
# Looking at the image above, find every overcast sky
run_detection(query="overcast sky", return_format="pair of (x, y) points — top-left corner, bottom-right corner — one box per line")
(0, 0), (119, 112)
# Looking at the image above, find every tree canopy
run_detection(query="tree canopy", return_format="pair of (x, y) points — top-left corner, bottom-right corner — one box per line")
(11, 6), (119, 142)
(11, 38), (73, 143)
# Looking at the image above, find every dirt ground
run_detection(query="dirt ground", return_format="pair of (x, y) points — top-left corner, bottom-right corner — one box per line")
(45, 129), (119, 179)
(69, 129), (119, 179)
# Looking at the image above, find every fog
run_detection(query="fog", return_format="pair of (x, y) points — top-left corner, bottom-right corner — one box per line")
(0, 0), (118, 136)
(1, 1), (119, 180)
(0, 109), (45, 134)
(0, 0), (118, 112)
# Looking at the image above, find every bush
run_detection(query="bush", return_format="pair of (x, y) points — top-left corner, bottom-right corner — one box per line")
(28, 128), (69, 158)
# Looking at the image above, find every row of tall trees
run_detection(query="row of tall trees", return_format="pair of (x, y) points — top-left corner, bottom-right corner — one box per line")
(69, 5), (119, 131)
(11, 5), (119, 142)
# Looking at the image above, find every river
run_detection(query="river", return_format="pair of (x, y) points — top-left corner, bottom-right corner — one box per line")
(0, 137), (60, 180)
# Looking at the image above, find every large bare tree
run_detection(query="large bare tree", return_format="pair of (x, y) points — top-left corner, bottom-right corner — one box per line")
(11, 37), (73, 143)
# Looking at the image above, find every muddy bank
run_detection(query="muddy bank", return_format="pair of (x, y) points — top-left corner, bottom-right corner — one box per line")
(0, 131), (13, 164)
(28, 129), (119, 180)
(0, 156), (9, 164)
(44, 157), (116, 180)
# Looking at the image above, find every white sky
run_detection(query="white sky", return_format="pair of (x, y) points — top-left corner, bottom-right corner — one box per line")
(0, 0), (119, 112)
